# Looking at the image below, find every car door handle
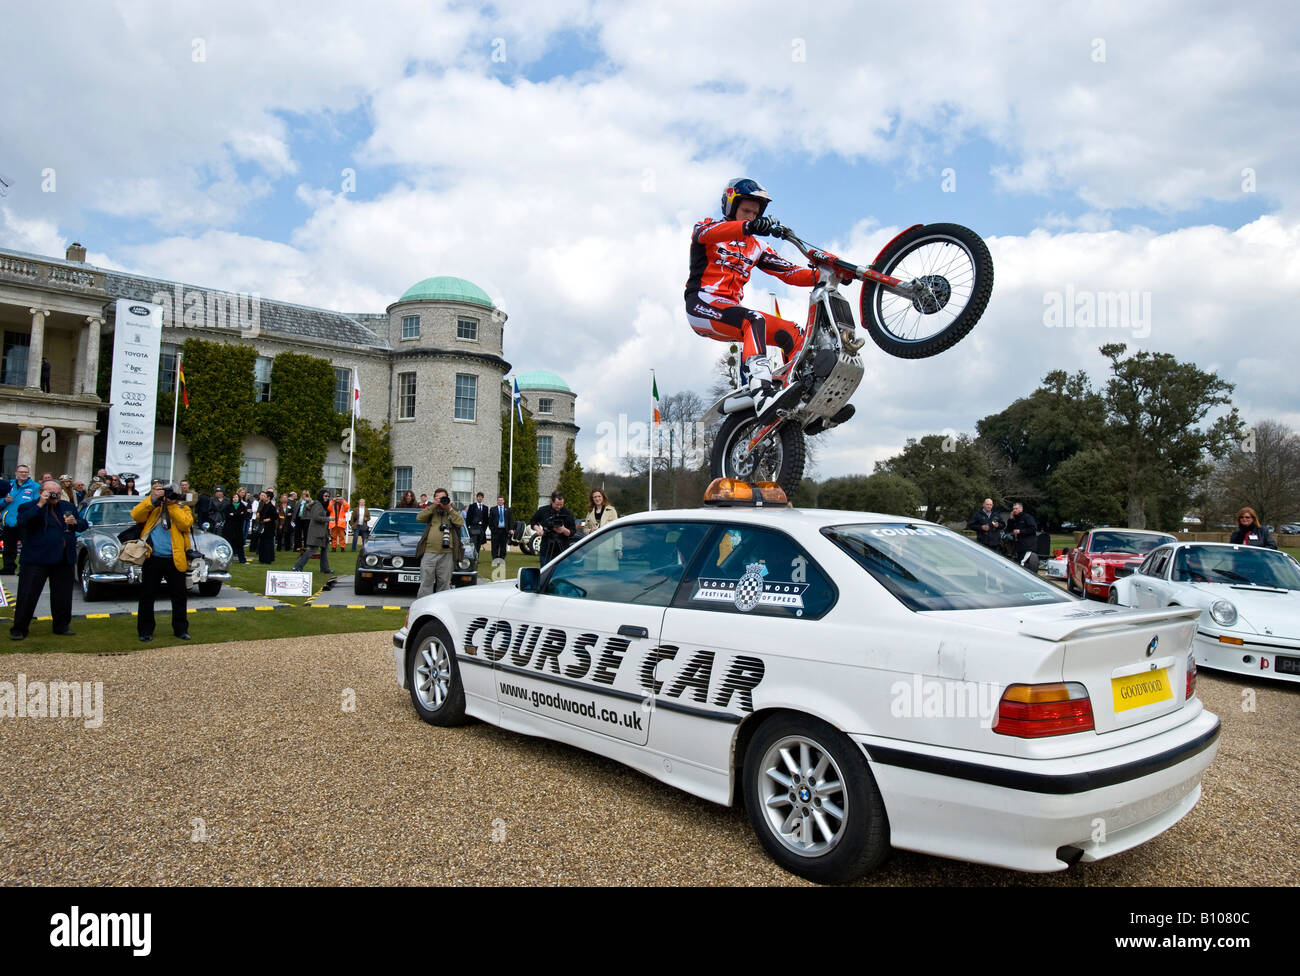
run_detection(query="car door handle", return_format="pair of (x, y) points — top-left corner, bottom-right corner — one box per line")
(618, 625), (649, 639)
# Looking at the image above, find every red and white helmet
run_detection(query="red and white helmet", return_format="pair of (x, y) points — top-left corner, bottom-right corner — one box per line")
(721, 177), (771, 220)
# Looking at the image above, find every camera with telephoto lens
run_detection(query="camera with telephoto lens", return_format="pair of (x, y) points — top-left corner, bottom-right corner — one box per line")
(163, 484), (184, 502)
(440, 523), (451, 549)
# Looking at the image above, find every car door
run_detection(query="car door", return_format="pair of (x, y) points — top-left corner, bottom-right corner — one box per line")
(1132, 547), (1171, 608)
(1071, 532), (1092, 589)
(490, 520), (709, 746)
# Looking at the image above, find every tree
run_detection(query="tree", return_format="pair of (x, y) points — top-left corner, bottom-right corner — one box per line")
(1207, 420), (1300, 526)
(1100, 343), (1242, 529)
(975, 369), (1106, 525)
(555, 440), (589, 512)
(177, 338), (257, 492)
(257, 352), (338, 494)
(350, 418), (394, 507)
(500, 405), (538, 511)
(1045, 447), (1126, 528)
(818, 472), (922, 516)
(875, 433), (989, 523)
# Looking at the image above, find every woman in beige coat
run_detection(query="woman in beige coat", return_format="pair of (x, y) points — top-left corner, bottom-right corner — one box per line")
(585, 489), (621, 571)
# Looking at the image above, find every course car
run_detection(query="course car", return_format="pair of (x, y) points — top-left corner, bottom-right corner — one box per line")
(355, 509), (476, 595)
(1067, 528), (1177, 599)
(1109, 541), (1300, 684)
(76, 495), (233, 600)
(392, 480), (1219, 883)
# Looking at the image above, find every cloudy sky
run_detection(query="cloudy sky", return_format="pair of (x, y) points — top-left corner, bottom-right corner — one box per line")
(2, 0), (1297, 477)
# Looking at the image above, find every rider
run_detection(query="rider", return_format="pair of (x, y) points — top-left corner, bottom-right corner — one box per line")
(685, 177), (865, 420)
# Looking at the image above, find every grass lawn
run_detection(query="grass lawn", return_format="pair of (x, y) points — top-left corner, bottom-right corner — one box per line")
(0, 540), (545, 655)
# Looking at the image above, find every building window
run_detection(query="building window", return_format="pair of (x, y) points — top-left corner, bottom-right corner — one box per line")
(538, 435), (553, 467)
(394, 466), (413, 499)
(402, 315), (420, 340)
(153, 451), (173, 483)
(454, 373), (477, 421)
(240, 457), (266, 496)
(537, 397), (553, 415)
(452, 467), (475, 509)
(398, 372), (417, 419)
(333, 367), (352, 415)
(2, 331), (30, 387)
(322, 462), (345, 499)
(457, 317), (478, 340)
(159, 343), (179, 394)
(254, 356), (273, 402)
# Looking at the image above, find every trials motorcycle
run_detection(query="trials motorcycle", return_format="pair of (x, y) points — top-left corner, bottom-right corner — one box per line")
(702, 222), (994, 495)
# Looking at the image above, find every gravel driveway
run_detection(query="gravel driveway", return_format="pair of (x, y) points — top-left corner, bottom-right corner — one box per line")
(1, 633), (1295, 886)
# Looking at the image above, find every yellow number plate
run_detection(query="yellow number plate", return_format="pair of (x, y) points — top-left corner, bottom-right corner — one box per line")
(1112, 669), (1173, 712)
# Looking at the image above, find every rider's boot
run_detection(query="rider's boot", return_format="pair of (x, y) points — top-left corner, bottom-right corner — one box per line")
(746, 355), (800, 420)
(839, 326), (867, 353)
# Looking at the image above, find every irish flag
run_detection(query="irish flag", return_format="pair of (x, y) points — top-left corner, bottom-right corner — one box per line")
(651, 372), (660, 425)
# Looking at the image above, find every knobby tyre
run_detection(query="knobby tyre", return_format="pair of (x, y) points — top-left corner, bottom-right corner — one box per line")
(711, 412), (806, 498)
(862, 222), (994, 359)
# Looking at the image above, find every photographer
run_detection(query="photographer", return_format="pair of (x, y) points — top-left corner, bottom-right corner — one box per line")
(131, 480), (194, 642)
(415, 489), (464, 597)
(8, 479), (87, 640)
(530, 491), (576, 566)
(1006, 502), (1039, 565)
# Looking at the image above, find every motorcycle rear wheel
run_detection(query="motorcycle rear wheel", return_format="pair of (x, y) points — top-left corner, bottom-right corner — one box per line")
(711, 413), (806, 498)
(862, 222), (993, 359)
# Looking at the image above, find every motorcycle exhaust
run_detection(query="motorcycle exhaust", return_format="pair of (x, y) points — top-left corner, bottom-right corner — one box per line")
(722, 395), (756, 414)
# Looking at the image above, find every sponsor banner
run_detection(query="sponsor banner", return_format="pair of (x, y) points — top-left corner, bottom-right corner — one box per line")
(266, 572), (313, 597)
(105, 300), (163, 479)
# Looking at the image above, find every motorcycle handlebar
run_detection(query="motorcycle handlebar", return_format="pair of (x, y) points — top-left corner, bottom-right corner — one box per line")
(778, 226), (866, 280)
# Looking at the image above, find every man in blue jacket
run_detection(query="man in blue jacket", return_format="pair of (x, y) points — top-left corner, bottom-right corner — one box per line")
(9, 478), (87, 640)
(2, 462), (40, 575)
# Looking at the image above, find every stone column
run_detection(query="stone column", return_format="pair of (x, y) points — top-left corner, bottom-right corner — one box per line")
(26, 308), (49, 389)
(83, 316), (102, 397)
(73, 326), (89, 395)
(17, 424), (40, 469)
(75, 429), (98, 484)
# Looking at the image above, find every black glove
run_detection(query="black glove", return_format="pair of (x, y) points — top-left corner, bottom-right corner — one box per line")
(745, 216), (778, 237)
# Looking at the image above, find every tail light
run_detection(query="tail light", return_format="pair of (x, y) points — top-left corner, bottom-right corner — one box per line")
(994, 682), (1094, 738)
(1186, 651), (1197, 700)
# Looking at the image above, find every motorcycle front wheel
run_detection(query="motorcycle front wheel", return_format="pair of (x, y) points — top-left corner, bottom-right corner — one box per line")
(711, 413), (806, 498)
(862, 222), (993, 359)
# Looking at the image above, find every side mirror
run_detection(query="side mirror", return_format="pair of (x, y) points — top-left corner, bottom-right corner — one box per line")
(518, 567), (540, 592)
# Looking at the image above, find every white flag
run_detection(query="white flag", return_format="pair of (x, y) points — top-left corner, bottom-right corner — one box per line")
(352, 371), (361, 417)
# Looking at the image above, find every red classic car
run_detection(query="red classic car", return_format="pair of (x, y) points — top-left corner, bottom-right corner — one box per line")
(1067, 528), (1177, 599)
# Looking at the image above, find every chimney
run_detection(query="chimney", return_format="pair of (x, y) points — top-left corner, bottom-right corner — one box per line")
(66, 242), (86, 263)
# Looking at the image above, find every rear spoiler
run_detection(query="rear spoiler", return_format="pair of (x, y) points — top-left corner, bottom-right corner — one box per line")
(1018, 606), (1202, 642)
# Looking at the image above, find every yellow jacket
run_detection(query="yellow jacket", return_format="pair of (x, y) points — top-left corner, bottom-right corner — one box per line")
(131, 496), (194, 572)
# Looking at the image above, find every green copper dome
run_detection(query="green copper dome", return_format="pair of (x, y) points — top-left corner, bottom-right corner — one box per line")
(516, 370), (571, 393)
(397, 276), (495, 309)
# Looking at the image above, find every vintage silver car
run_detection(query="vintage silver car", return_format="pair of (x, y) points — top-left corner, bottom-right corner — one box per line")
(76, 496), (234, 600)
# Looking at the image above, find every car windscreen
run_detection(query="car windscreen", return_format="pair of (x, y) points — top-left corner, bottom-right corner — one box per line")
(824, 522), (1071, 612)
(1091, 531), (1173, 555)
(372, 511), (422, 535)
(82, 501), (135, 526)
(1173, 546), (1300, 589)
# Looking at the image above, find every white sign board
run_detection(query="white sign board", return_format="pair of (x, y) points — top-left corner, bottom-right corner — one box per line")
(265, 571), (313, 597)
(0, 583), (8, 607)
(105, 299), (163, 480)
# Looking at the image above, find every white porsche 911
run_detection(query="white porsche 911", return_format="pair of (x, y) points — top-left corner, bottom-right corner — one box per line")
(392, 481), (1220, 883)
(1109, 541), (1300, 685)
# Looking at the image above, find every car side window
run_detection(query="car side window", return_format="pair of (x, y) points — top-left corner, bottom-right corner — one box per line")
(1149, 549), (1171, 577)
(674, 524), (836, 619)
(542, 522), (709, 607)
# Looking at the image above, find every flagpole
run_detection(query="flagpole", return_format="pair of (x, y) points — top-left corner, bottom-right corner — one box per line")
(168, 350), (181, 484)
(648, 369), (654, 512)
(507, 380), (516, 509)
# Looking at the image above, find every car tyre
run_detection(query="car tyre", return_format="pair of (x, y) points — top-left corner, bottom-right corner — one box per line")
(197, 580), (223, 597)
(79, 556), (106, 602)
(1066, 570), (1080, 595)
(407, 619), (468, 726)
(1107, 587), (1121, 605)
(743, 714), (889, 884)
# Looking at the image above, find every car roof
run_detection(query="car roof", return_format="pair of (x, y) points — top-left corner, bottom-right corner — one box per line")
(1087, 527), (1175, 536)
(616, 506), (936, 530)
